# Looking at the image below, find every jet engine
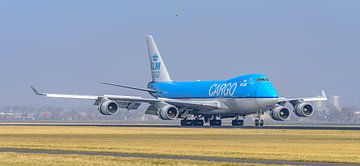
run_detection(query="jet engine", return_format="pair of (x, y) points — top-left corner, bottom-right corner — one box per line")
(294, 102), (314, 117)
(98, 100), (119, 115)
(158, 104), (179, 120)
(270, 106), (290, 121)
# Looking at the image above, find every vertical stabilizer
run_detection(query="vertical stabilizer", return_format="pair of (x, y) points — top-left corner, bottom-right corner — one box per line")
(146, 35), (172, 82)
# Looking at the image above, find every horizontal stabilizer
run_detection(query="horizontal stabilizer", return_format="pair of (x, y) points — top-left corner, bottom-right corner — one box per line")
(31, 86), (45, 96)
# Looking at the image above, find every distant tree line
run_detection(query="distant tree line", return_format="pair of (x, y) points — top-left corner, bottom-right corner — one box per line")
(0, 105), (359, 124)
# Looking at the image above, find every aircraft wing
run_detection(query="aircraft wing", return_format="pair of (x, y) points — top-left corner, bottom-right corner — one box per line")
(31, 86), (219, 110)
(277, 90), (327, 103)
(157, 98), (220, 110)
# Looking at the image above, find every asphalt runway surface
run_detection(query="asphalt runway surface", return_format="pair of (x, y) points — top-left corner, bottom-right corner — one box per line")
(0, 148), (358, 166)
(1, 123), (360, 130)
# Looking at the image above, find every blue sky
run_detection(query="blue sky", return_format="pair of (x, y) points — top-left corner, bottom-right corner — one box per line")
(0, 0), (359, 107)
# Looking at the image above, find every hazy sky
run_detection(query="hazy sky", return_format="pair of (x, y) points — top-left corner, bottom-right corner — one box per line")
(1, 0), (359, 107)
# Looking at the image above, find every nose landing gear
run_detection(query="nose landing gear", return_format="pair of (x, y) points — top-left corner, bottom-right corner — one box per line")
(254, 119), (264, 126)
(255, 110), (264, 127)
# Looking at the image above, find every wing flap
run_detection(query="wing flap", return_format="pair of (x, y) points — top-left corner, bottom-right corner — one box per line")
(160, 98), (219, 110)
(117, 101), (142, 110)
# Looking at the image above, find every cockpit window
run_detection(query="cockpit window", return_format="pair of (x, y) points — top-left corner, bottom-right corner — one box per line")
(256, 78), (269, 82)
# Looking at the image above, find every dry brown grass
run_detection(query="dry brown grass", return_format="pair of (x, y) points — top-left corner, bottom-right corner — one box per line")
(0, 152), (270, 166)
(0, 126), (359, 164)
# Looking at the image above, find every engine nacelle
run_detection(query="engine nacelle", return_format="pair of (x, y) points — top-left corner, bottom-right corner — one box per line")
(294, 102), (314, 117)
(98, 100), (119, 115)
(158, 104), (179, 120)
(270, 106), (290, 121)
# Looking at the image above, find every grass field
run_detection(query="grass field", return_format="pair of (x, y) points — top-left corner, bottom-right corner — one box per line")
(0, 126), (359, 165)
(0, 152), (270, 166)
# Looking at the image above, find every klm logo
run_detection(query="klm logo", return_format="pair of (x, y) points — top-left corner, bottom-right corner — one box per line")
(151, 53), (161, 78)
(152, 53), (159, 61)
(152, 53), (161, 70)
(152, 62), (161, 70)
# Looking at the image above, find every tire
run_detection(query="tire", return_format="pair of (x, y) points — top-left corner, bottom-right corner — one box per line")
(255, 119), (259, 126)
(186, 120), (192, 126)
(210, 120), (221, 126)
(198, 120), (204, 126)
(238, 120), (244, 126)
(181, 120), (192, 126)
(259, 119), (264, 126)
(232, 120), (238, 126)
(232, 120), (244, 127)
(180, 120), (187, 126)
(216, 120), (222, 126)
(192, 120), (204, 126)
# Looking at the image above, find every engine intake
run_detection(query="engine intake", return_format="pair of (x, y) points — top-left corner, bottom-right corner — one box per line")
(270, 106), (290, 121)
(159, 104), (179, 120)
(294, 102), (314, 117)
(98, 100), (119, 115)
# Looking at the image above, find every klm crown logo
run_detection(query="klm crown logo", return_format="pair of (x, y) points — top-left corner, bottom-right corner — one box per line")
(152, 53), (159, 61)
(151, 53), (161, 71)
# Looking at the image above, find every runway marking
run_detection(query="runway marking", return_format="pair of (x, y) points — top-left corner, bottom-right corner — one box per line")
(0, 148), (358, 166)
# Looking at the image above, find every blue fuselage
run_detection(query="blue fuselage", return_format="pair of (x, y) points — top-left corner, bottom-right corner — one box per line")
(148, 74), (278, 99)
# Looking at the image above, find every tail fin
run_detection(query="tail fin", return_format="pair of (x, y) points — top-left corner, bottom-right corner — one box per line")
(146, 35), (172, 82)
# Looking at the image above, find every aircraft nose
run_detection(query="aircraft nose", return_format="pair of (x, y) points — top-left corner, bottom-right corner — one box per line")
(256, 83), (278, 98)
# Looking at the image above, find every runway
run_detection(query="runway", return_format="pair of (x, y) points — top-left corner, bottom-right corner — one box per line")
(1, 123), (360, 130)
(0, 148), (358, 166)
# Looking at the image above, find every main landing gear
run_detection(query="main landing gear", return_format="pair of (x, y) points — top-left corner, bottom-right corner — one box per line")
(180, 119), (204, 126)
(209, 115), (221, 127)
(181, 115), (222, 127)
(209, 120), (221, 126)
(255, 110), (264, 127)
(181, 115), (204, 127)
(232, 115), (244, 127)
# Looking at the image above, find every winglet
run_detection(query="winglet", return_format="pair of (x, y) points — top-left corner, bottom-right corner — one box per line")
(321, 90), (327, 100)
(31, 86), (45, 96)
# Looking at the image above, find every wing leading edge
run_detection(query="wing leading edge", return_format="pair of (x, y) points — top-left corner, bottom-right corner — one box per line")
(30, 86), (219, 111)
(277, 90), (327, 103)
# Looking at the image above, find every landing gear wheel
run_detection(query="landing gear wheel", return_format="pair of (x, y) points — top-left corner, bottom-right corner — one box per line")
(255, 119), (259, 126)
(232, 120), (244, 126)
(210, 120), (221, 127)
(259, 119), (264, 126)
(180, 120), (192, 126)
(255, 109), (264, 127)
(192, 120), (204, 126)
(180, 120), (185, 126)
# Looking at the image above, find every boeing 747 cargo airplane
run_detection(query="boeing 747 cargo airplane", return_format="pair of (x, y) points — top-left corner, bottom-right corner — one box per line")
(32, 35), (327, 126)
